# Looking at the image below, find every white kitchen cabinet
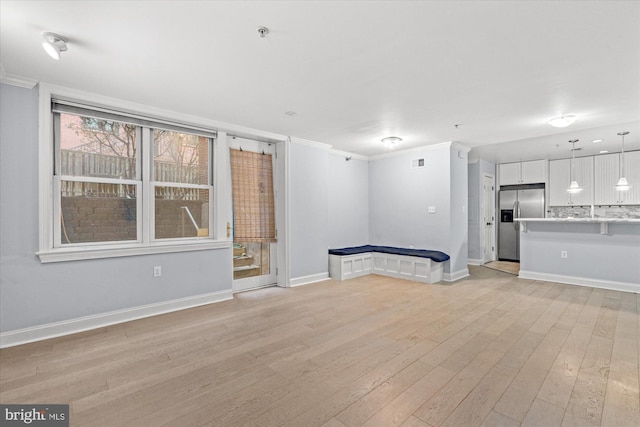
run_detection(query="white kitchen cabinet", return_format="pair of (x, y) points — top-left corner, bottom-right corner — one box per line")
(521, 160), (547, 184)
(595, 151), (640, 205)
(499, 160), (546, 186)
(498, 163), (521, 185)
(549, 157), (593, 206)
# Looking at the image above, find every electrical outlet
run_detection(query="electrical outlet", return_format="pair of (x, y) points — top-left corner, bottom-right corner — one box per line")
(561, 251), (568, 259)
(154, 266), (162, 277)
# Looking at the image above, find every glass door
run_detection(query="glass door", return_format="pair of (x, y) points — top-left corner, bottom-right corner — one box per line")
(229, 138), (277, 292)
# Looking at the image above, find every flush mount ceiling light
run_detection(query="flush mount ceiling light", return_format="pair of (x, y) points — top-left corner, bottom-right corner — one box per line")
(615, 131), (631, 192)
(567, 139), (583, 194)
(41, 32), (68, 60)
(381, 136), (402, 148)
(548, 115), (577, 128)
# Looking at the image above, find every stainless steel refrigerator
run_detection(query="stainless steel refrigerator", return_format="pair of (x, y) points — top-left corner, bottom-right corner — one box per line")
(498, 185), (545, 261)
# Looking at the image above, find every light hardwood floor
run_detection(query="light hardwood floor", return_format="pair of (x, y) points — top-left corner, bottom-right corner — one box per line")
(1, 266), (639, 426)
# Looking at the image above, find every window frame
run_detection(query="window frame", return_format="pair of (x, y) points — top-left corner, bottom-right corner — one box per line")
(150, 129), (213, 242)
(37, 85), (229, 263)
(53, 112), (143, 248)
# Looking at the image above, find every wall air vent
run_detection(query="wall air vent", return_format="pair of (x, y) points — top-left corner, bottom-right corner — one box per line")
(412, 158), (425, 168)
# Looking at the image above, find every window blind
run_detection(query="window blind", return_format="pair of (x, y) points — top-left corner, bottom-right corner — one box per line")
(52, 98), (217, 139)
(230, 148), (276, 242)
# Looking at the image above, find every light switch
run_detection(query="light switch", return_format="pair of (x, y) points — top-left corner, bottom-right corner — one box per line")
(428, 206), (436, 214)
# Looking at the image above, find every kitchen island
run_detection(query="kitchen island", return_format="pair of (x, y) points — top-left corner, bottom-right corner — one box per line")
(515, 218), (640, 293)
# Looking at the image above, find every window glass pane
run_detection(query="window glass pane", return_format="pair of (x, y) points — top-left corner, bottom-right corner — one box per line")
(154, 131), (209, 184)
(59, 113), (137, 179)
(155, 186), (210, 239)
(60, 181), (137, 244)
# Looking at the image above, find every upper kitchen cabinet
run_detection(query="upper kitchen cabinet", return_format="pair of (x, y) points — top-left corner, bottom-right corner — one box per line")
(549, 157), (594, 206)
(498, 159), (546, 186)
(595, 151), (640, 205)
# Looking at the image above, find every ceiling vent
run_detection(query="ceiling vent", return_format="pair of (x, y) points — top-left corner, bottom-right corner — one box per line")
(412, 158), (425, 168)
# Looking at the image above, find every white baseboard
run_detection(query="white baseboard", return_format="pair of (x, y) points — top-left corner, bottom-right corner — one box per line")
(289, 272), (330, 287)
(0, 289), (233, 349)
(518, 270), (640, 294)
(444, 268), (470, 282)
(467, 258), (484, 266)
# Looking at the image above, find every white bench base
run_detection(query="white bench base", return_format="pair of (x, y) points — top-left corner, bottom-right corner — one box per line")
(329, 252), (444, 284)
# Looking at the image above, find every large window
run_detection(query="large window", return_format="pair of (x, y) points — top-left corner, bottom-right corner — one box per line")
(52, 101), (215, 250)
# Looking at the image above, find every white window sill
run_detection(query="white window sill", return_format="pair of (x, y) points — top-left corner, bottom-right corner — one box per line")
(37, 240), (232, 263)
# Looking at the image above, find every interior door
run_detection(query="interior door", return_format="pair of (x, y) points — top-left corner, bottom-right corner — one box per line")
(482, 175), (496, 263)
(229, 138), (277, 292)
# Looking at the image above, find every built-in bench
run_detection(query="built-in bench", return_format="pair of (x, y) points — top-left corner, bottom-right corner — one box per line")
(328, 245), (450, 284)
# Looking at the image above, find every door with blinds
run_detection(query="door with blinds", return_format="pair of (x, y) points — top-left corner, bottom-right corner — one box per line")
(229, 138), (277, 292)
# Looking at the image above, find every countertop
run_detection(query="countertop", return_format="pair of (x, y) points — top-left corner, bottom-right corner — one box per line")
(515, 218), (640, 223)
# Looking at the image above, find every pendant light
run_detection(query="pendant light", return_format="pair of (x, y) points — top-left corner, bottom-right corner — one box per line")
(615, 131), (631, 191)
(567, 139), (583, 194)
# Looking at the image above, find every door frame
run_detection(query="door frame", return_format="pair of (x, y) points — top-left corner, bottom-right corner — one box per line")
(222, 135), (290, 291)
(228, 137), (277, 292)
(482, 173), (496, 263)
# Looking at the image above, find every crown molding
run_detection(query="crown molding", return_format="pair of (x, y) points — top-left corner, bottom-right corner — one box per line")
(290, 136), (333, 150)
(0, 64), (38, 89)
(452, 141), (471, 153)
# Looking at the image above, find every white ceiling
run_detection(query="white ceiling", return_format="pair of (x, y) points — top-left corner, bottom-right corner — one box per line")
(1, 1), (639, 161)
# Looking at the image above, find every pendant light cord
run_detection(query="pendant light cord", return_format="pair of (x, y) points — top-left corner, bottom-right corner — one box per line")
(621, 133), (625, 177)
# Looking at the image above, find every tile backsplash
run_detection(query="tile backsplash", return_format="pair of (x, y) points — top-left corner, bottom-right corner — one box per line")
(548, 205), (640, 219)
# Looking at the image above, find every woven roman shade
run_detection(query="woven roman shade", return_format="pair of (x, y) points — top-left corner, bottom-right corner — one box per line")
(230, 148), (276, 242)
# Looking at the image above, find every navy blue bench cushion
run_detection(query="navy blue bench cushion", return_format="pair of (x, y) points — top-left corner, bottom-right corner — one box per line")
(329, 245), (449, 262)
(328, 245), (375, 256)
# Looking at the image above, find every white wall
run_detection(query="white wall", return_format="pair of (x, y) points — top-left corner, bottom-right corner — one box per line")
(327, 153), (369, 248)
(0, 83), (232, 334)
(289, 140), (330, 283)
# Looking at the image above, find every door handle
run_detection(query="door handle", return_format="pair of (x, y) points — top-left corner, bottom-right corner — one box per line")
(513, 201), (520, 230)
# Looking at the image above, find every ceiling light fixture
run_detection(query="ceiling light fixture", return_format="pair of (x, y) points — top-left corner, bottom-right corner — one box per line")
(41, 32), (68, 60)
(615, 131), (631, 192)
(548, 115), (577, 128)
(381, 136), (402, 148)
(592, 139), (603, 143)
(567, 139), (583, 194)
(257, 26), (269, 38)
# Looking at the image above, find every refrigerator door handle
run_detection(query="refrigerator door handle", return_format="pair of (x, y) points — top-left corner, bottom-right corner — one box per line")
(513, 200), (520, 230)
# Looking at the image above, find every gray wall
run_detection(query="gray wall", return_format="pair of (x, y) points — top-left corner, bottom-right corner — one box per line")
(468, 159), (495, 261)
(289, 142), (330, 279)
(369, 146), (452, 252)
(327, 153), (369, 248)
(0, 84), (232, 332)
(448, 146), (469, 274)
(520, 222), (640, 286)
(468, 162), (481, 260)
